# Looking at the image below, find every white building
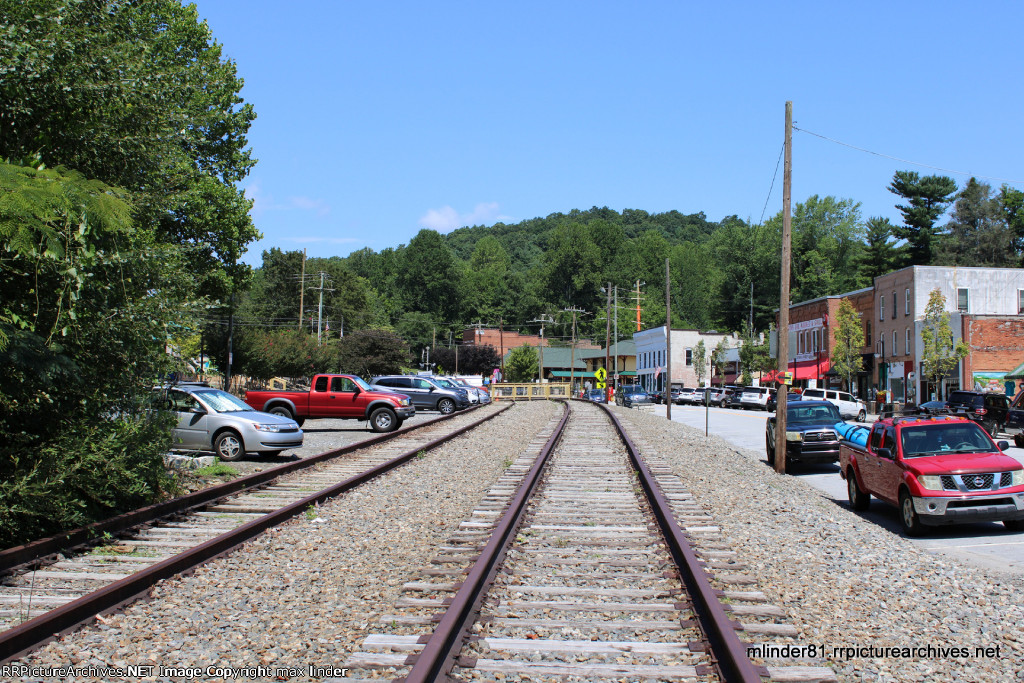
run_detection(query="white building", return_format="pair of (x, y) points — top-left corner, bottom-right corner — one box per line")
(634, 327), (739, 393)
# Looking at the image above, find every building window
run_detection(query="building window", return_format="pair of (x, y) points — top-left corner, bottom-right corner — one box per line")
(685, 348), (692, 366)
(866, 322), (872, 347)
(957, 288), (969, 313)
(892, 292), (897, 319)
(893, 330), (898, 356)
(880, 297), (884, 321)
(906, 328), (911, 356)
(1018, 289), (1024, 314)
(905, 288), (910, 316)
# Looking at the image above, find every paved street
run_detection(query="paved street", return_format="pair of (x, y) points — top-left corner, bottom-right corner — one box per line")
(645, 403), (1024, 575)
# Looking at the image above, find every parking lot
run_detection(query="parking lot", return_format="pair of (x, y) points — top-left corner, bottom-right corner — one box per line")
(646, 402), (1024, 574)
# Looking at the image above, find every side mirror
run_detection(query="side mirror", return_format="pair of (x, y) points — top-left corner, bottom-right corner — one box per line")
(875, 447), (893, 460)
(192, 407), (207, 415)
(998, 440), (1010, 451)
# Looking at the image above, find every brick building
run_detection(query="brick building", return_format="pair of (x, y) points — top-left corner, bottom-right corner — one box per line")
(959, 316), (1024, 396)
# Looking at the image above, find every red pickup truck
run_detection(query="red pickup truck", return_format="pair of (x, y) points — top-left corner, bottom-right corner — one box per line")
(839, 415), (1024, 535)
(244, 374), (415, 432)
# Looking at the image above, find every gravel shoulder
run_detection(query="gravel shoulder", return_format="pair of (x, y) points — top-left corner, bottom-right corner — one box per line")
(613, 405), (1024, 683)
(15, 401), (560, 682)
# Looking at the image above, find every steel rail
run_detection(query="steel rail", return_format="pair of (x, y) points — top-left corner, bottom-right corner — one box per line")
(0, 404), (494, 575)
(597, 402), (763, 683)
(402, 401), (571, 683)
(0, 403), (510, 664)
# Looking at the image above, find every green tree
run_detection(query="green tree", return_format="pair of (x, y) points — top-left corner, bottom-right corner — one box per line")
(0, 0), (259, 300)
(938, 178), (1013, 267)
(505, 344), (539, 382)
(856, 217), (899, 285)
(693, 339), (707, 386)
(789, 195), (864, 302)
(431, 344), (500, 375)
(542, 222), (602, 309)
(920, 289), (969, 400)
(831, 299), (865, 392)
(889, 171), (958, 266)
(335, 329), (409, 378)
(1, 162), (194, 546)
(998, 185), (1024, 264)
(738, 326), (774, 385)
(395, 230), (461, 322)
(710, 337), (729, 386)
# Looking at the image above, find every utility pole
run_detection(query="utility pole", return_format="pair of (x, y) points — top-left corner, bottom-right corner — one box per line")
(225, 291), (234, 392)
(613, 286), (619, 389)
(530, 314), (553, 383)
(665, 259), (672, 420)
(633, 280), (645, 331)
(562, 307), (585, 394)
(775, 100), (793, 475)
(498, 317), (504, 375)
(298, 248), (306, 329)
(605, 284), (611, 397)
(312, 271), (334, 344)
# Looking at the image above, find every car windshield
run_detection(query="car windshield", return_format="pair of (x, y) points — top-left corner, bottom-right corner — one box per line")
(352, 376), (373, 391)
(787, 404), (840, 423)
(193, 389), (253, 413)
(901, 423), (993, 456)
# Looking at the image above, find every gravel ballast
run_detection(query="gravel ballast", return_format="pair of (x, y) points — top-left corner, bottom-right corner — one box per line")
(613, 406), (1024, 682)
(12, 401), (561, 682)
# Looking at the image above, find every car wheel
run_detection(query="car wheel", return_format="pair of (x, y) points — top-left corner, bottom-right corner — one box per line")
(765, 433), (775, 464)
(214, 431), (245, 462)
(847, 470), (870, 511)
(720, 400), (728, 409)
(369, 407), (399, 432)
(1004, 519), (1024, 532)
(268, 405), (294, 421)
(295, 417), (305, 427)
(857, 409), (867, 422)
(437, 398), (456, 415)
(1015, 434), (1024, 448)
(899, 489), (925, 537)
(982, 419), (997, 435)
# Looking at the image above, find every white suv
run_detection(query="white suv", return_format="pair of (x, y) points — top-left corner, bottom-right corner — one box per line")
(800, 388), (866, 421)
(739, 386), (776, 411)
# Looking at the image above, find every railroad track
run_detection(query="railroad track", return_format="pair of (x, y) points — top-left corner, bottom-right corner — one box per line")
(345, 401), (837, 682)
(0, 402), (508, 663)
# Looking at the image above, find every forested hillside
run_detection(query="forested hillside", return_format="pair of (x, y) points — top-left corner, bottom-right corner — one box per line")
(227, 174), (1024, 374)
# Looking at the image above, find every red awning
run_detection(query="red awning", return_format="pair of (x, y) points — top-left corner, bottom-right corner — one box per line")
(763, 359), (831, 383)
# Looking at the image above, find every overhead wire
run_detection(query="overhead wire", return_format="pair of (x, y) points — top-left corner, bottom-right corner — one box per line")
(793, 126), (1024, 186)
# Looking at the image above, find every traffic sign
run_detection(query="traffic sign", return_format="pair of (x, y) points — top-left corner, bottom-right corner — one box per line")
(595, 367), (607, 382)
(596, 381), (606, 389)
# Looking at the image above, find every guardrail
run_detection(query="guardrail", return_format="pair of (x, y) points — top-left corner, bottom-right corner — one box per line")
(489, 382), (571, 400)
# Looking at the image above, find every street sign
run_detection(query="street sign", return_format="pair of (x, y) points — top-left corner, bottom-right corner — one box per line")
(782, 371), (793, 385)
(595, 367), (607, 382)
(596, 381), (606, 389)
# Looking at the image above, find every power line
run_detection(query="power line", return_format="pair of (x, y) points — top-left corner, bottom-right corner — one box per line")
(793, 126), (1024, 185)
(759, 141), (785, 225)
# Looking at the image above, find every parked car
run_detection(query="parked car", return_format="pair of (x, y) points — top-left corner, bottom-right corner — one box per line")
(739, 386), (776, 411)
(705, 387), (729, 407)
(244, 374), (415, 433)
(916, 400), (949, 416)
(615, 384), (652, 408)
(676, 387), (698, 405)
(765, 400), (843, 470)
(431, 376), (477, 404)
(371, 375), (470, 414)
(670, 386), (685, 404)
(586, 388), (607, 403)
(160, 383), (304, 461)
(840, 414), (1024, 535)
(1008, 392), (1024, 447)
(728, 390), (745, 409)
(801, 388), (868, 422)
(946, 390), (1010, 436)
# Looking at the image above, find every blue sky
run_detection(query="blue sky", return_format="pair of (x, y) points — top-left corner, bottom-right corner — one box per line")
(196, 1), (1024, 266)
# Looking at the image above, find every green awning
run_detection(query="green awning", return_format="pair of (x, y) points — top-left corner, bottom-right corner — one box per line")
(618, 371), (637, 376)
(549, 370), (598, 378)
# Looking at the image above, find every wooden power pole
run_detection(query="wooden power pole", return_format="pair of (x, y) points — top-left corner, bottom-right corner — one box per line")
(775, 100), (793, 474)
(665, 258), (672, 420)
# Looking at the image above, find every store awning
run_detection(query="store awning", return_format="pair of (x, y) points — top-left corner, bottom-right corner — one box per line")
(549, 370), (598, 378)
(764, 359), (831, 382)
(617, 370), (637, 376)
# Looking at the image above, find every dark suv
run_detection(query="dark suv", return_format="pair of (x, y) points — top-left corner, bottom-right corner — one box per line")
(946, 390), (1010, 435)
(615, 384), (652, 408)
(370, 375), (470, 414)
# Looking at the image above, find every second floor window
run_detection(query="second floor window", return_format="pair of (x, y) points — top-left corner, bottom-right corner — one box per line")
(866, 322), (872, 347)
(905, 288), (910, 316)
(906, 328), (912, 355)
(893, 330), (898, 356)
(685, 348), (692, 366)
(880, 297), (885, 321)
(892, 292), (897, 319)
(957, 288), (969, 313)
